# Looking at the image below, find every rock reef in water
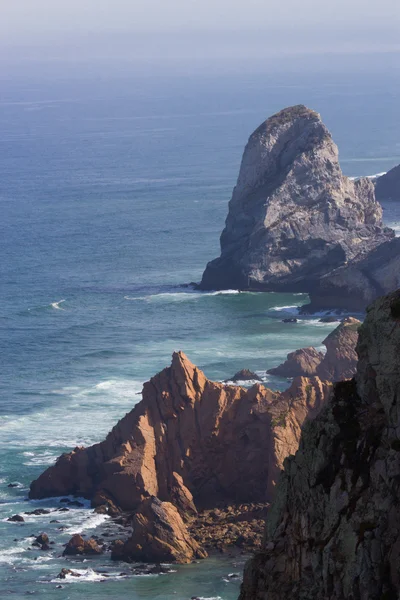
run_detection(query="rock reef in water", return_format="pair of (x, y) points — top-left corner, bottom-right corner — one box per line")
(29, 352), (331, 512)
(375, 164), (400, 201)
(239, 289), (400, 600)
(200, 105), (393, 292)
(268, 317), (360, 381)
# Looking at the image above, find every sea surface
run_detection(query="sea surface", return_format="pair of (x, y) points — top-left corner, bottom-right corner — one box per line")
(0, 64), (399, 599)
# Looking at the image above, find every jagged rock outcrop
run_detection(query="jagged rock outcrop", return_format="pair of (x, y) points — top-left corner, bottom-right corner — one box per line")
(111, 497), (206, 564)
(30, 352), (331, 512)
(200, 105), (393, 292)
(375, 164), (400, 201)
(268, 318), (360, 381)
(268, 346), (324, 378)
(305, 236), (400, 311)
(239, 289), (400, 600)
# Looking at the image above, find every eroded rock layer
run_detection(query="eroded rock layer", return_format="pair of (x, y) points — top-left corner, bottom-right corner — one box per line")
(200, 105), (393, 292)
(29, 352), (331, 512)
(239, 289), (400, 600)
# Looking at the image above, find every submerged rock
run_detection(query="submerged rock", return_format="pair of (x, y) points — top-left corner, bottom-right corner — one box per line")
(7, 514), (24, 522)
(268, 317), (360, 381)
(375, 163), (400, 201)
(239, 289), (400, 600)
(111, 497), (206, 564)
(57, 568), (81, 579)
(30, 352), (331, 511)
(200, 105), (392, 292)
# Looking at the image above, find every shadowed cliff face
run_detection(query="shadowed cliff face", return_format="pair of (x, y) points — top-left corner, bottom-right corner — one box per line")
(200, 105), (393, 292)
(29, 352), (331, 511)
(375, 164), (400, 202)
(240, 289), (400, 600)
(306, 236), (400, 312)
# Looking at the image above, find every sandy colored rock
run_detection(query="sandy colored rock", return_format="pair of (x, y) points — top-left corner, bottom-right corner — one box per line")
(268, 347), (323, 378)
(316, 316), (360, 381)
(239, 289), (400, 600)
(111, 497), (205, 564)
(268, 318), (360, 382)
(63, 534), (102, 556)
(200, 105), (392, 292)
(30, 352), (331, 511)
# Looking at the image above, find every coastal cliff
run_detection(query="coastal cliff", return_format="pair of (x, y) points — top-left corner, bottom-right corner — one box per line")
(200, 105), (393, 292)
(30, 352), (330, 512)
(239, 289), (400, 600)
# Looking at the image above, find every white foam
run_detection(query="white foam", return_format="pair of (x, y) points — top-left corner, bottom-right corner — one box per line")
(0, 378), (143, 450)
(51, 299), (65, 310)
(349, 171), (386, 181)
(269, 305), (299, 315)
(50, 568), (115, 584)
(0, 547), (23, 564)
(124, 289), (250, 303)
(64, 512), (109, 534)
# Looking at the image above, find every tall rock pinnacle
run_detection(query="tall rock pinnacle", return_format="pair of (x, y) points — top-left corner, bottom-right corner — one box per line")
(200, 105), (393, 292)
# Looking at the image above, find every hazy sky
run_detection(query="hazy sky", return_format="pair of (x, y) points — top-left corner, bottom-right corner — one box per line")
(1, 0), (400, 66)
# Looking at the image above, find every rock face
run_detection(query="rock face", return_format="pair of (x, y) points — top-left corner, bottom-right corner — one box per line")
(316, 317), (360, 381)
(268, 318), (360, 381)
(111, 497), (206, 564)
(63, 534), (103, 556)
(306, 236), (400, 311)
(239, 289), (400, 600)
(375, 164), (400, 201)
(200, 105), (393, 292)
(30, 352), (331, 511)
(268, 346), (324, 378)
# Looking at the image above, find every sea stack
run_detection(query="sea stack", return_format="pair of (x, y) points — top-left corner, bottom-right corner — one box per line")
(200, 105), (393, 292)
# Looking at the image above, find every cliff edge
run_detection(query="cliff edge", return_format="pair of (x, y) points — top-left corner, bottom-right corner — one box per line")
(239, 289), (400, 600)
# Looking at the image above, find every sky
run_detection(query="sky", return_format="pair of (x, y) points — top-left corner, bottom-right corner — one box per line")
(1, 0), (400, 69)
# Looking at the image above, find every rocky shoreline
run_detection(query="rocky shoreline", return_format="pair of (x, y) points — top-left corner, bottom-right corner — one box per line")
(19, 317), (364, 578)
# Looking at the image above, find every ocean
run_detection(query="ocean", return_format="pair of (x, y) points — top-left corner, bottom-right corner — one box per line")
(0, 63), (399, 599)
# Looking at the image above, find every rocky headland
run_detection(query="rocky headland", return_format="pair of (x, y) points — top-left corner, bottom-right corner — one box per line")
(239, 288), (400, 600)
(200, 105), (393, 294)
(375, 163), (400, 201)
(29, 351), (331, 562)
(268, 317), (360, 381)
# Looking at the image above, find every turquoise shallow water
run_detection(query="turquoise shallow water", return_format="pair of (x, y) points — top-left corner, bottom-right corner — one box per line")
(0, 64), (400, 599)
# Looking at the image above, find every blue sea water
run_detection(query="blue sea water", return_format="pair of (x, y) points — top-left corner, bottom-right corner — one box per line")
(0, 64), (400, 599)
